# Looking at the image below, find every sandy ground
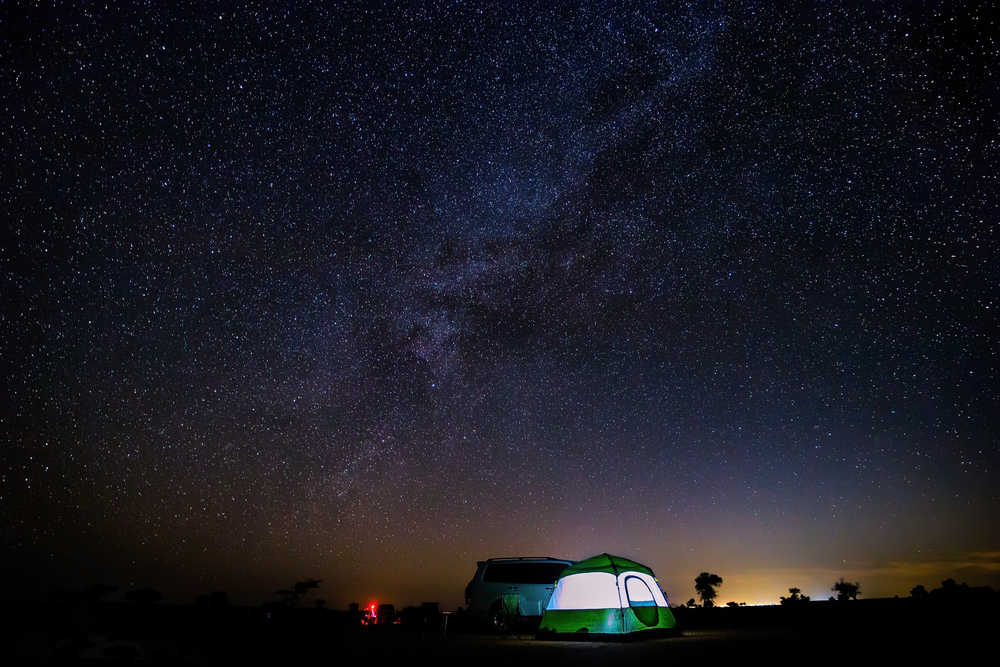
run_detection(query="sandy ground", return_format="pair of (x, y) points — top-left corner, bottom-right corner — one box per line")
(13, 598), (992, 665)
(331, 626), (968, 664)
(14, 624), (983, 664)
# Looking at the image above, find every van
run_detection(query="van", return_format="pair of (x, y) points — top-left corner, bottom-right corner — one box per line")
(464, 556), (574, 628)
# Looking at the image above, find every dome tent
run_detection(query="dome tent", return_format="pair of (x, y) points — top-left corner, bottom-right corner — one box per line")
(537, 553), (678, 638)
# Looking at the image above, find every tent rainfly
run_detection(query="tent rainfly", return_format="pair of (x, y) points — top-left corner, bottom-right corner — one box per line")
(537, 553), (678, 638)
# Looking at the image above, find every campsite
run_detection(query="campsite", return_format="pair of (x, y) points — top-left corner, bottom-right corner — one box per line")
(10, 593), (992, 664)
(11, 562), (996, 664)
(7, 2), (996, 664)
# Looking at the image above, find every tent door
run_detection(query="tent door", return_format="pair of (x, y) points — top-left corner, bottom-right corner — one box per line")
(624, 575), (660, 627)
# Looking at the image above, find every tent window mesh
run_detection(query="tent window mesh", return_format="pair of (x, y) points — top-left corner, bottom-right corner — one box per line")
(625, 576), (657, 607)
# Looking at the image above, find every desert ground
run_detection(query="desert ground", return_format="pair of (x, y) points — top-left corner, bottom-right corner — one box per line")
(10, 595), (994, 664)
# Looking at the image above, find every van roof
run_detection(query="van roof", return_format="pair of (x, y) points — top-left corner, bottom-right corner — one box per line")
(485, 556), (573, 563)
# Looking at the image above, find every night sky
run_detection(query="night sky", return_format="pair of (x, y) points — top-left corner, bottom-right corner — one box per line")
(3, 1), (998, 609)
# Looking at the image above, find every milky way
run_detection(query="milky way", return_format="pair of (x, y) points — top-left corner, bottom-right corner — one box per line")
(3, 1), (998, 607)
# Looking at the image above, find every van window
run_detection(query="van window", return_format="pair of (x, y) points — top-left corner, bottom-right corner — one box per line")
(483, 562), (568, 584)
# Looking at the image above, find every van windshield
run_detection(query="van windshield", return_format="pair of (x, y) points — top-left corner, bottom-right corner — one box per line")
(483, 562), (568, 584)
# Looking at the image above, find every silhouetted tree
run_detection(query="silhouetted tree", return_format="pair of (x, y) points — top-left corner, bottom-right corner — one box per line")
(275, 578), (322, 607)
(832, 578), (860, 601)
(930, 578), (981, 602)
(686, 598), (696, 608)
(695, 572), (723, 607)
(694, 572), (722, 607)
(726, 601), (739, 608)
(936, 578), (964, 597)
(780, 587), (810, 605)
(910, 584), (929, 600)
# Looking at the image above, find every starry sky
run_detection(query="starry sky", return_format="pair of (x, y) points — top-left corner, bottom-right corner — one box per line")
(3, 1), (998, 608)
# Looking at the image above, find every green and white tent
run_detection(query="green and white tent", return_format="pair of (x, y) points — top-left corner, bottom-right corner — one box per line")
(537, 553), (678, 637)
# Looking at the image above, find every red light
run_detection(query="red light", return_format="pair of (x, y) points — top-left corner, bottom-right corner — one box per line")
(361, 600), (379, 625)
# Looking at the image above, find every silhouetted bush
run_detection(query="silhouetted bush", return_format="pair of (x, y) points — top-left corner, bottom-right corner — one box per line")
(780, 587), (810, 605)
(832, 578), (860, 601)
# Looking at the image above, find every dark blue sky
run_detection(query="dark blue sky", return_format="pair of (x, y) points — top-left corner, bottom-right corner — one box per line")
(3, 1), (997, 607)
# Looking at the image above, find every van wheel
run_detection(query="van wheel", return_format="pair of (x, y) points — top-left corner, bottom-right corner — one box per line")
(488, 600), (509, 633)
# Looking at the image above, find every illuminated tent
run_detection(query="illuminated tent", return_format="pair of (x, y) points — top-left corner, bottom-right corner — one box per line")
(537, 553), (678, 638)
